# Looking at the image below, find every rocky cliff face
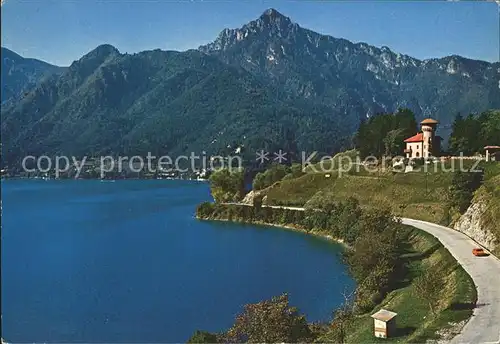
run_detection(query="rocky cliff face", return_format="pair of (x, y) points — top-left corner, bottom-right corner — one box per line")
(241, 189), (268, 205)
(454, 198), (498, 252)
(454, 173), (500, 256)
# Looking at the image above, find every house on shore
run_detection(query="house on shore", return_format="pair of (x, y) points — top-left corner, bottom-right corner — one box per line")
(404, 118), (441, 159)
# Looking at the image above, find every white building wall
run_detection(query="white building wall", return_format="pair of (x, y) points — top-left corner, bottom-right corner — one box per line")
(374, 319), (387, 338)
(422, 125), (433, 158)
(406, 142), (423, 159)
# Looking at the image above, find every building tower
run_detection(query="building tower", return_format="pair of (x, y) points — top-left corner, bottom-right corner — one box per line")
(420, 118), (438, 158)
(404, 118), (441, 159)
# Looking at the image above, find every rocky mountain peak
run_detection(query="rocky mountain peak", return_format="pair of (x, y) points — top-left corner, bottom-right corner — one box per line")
(262, 8), (281, 17)
(69, 44), (120, 72)
(83, 44), (120, 61)
(259, 8), (289, 23)
(254, 8), (293, 33)
(198, 9), (297, 54)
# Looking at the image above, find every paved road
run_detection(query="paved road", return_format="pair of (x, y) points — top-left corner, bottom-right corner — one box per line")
(402, 218), (500, 344)
(225, 203), (500, 343)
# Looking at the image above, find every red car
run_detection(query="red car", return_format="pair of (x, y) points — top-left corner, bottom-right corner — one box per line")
(472, 248), (489, 257)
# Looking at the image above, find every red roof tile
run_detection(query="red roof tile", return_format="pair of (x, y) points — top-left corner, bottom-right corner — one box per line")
(404, 133), (424, 143)
(421, 118), (438, 125)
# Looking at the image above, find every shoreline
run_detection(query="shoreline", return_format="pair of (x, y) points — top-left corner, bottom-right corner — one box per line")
(195, 215), (349, 248)
(1, 177), (209, 182)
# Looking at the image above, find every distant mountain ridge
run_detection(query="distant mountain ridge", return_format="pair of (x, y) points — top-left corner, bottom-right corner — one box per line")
(1, 45), (351, 167)
(1, 47), (65, 103)
(1, 9), (499, 168)
(199, 9), (500, 132)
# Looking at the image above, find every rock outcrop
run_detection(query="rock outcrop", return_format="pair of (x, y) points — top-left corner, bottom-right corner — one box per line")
(454, 174), (500, 256)
(454, 199), (498, 251)
(241, 189), (268, 205)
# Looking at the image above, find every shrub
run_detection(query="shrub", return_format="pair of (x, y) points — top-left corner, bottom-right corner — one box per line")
(224, 294), (314, 343)
(253, 164), (291, 190)
(209, 168), (245, 203)
(448, 170), (484, 213)
(187, 330), (219, 343)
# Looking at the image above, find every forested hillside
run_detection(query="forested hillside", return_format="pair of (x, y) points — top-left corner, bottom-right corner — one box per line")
(1, 46), (352, 168)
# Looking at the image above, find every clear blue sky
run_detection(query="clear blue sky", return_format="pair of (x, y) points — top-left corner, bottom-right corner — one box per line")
(1, 0), (499, 66)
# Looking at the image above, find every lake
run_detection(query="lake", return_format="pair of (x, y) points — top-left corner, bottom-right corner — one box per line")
(1, 179), (354, 342)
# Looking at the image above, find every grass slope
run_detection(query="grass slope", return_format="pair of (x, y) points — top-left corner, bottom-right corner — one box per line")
(329, 227), (476, 343)
(264, 168), (451, 223)
(262, 159), (500, 226)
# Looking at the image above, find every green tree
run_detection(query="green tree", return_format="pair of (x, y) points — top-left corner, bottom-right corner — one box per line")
(479, 110), (500, 147)
(448, 114), (466, 154)
(384, 128), (406, 156)
(347, 230), (398, 282)
(413, 270), (444, 317)
(353, 261), (395, 312)
(196, 202), (215, 218)
(209, 168), (245, 203)
(355, 108), (417, 158)
(327, 291), (355, 343)
(448, 170), (484, 213)
(337, 198), (362, 244)
(392, 108), (418, 154)
(253, 164), (290, 190)
(187, 330), (219, 343)
(448, 113), (486, 155)
(224, 294), (314, 343)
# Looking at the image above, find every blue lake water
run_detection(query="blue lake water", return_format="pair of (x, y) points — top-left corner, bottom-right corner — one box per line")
(1, 179), (354, 342)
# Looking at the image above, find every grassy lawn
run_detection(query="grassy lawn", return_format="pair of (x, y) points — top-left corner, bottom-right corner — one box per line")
(263, 172), (340, 206)
(262, 160), (500, 226)
(264, 170), (451, 223)
(319, 227), (477, 343)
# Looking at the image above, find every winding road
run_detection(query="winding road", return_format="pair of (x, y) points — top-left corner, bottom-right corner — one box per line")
(402, 219), (500, 344)
(226, 203), (500, 343)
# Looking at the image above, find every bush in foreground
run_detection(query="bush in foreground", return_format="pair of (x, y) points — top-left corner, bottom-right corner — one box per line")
(187, 330), (219, 343)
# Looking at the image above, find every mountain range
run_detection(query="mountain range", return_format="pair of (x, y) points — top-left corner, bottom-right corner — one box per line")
(2, 9), (499, 168)
(1, 47), (65, 104)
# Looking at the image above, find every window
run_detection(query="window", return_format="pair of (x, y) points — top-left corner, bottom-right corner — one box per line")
(416, 152), (420, 157)
(417, 145), (419, 149)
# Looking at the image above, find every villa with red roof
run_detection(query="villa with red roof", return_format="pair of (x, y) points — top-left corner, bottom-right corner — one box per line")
(404, 118), (441, 159)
